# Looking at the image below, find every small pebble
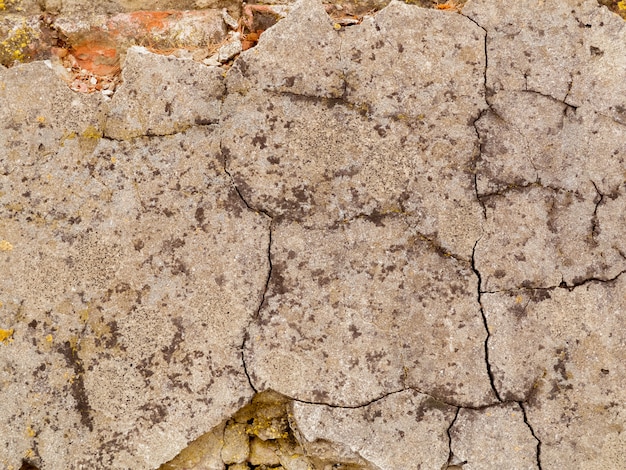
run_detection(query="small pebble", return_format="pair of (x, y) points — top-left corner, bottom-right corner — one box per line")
(203, 55), (221, 67)
(222, 8), (239, 30)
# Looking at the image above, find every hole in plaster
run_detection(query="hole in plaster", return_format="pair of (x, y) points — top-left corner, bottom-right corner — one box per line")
(19, 461), (39, 470)
(159, 390), (375, 470)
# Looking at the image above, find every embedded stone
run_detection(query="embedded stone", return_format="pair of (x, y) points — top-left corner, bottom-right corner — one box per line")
(482, 276), (626, 468)
(105, 46), (225, 139)
(0, 125), (269, 469)
(293, 389), (457, 470)
(245, 217), (496, 407)
(449, 403), (538, 469)
(221, 422), (249, 465)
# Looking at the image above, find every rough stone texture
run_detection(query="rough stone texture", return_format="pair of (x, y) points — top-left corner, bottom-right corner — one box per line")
(0, 62), (269, 469)
(222, 422), (249, 464)
(224, 0), (485, 259)
(474, 93), (626, 291)
(449, 403), (538, 469)
(245, 217), (495, 407)
(482, 277), (626, 468)
(159, 421), (226, 470)
(1, 0), (626, 468)
(0, 61), (106, 158)
(226, 0), (344, 97)
(294, 390), (457, 470)
(105, 46), (225, 140)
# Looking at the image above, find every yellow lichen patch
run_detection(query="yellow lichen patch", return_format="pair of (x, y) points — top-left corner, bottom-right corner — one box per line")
(81, 125), (103, 140)
(60, 130), (77, 147)
(25, 426), (36, 438)
(0, 21), (37, 66)
(68, 335), (80, 354)
(0, 0), (22, 10)
(0, 240), (13, 251)
(0, 328), (14, 343)
(78, 307), (90, 324)
(45, 334), (53, 343)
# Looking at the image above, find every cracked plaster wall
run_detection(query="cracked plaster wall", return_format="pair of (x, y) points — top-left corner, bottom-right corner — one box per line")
(1, 0), (625, 468)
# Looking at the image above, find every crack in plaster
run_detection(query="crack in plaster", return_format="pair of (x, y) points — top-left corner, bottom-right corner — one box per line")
(519, 401), (543, 470)
(480, 267), (626, 294)
(463, 9), (505, 406)
(478, 179), (590, 201)
(590, 180), (604, 243)
(462, 11), (546, 468)
(10, 4), (621, 467)
(444, 407), (463, 469)
(218, 3), (554, 428)
(471, 240), (502, 403)
(101, 119), (221, 142)
(220, 137), (273, 395)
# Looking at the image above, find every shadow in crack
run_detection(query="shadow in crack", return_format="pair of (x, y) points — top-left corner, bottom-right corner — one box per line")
(160, 390), (374, 470)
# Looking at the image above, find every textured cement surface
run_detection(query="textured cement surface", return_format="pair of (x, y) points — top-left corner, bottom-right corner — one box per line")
(1, 0), (625, 469)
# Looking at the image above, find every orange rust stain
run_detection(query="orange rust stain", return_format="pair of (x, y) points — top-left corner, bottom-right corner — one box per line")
(70, 33), (120, 75)
(125, 10), (177, 32)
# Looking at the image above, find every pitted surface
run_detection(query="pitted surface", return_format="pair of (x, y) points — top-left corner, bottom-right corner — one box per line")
(1, 0), (625, 469)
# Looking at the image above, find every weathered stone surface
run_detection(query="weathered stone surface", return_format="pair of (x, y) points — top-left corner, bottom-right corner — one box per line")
(222, 422), (249, 464)
(477, 185), (615, 291)
(449, 403), (538, 469)
(160, 423), (227, 470)
(471, 1), (626, 293)
(105, 47), (225, 139)
(0, 61), (106, 160)
(245, 217), (495, 407)
(40, 0), (240, 16)
(223, 0), (485, 258)
(293, 389), (457, 470)
(463, 0), (596, 100)
(1, 0), (626, 468)
(342, 1), (486, 121)
(482, 276), (626, 468)
(0, 67), (269, 468)
(248, 437), (280, 466)
(227, 0), (344, 97)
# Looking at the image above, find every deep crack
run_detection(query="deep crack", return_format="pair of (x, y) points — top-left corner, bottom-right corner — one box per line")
(471, 239), (502, 402)
(519, 401), (543, 470)
(444, 407), (463, 468)
(220, 137), (273, 394)
(590, 180), (604, 243)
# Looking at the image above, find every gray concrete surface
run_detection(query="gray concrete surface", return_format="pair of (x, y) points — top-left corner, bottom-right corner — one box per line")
(1, 0), (625, 469)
